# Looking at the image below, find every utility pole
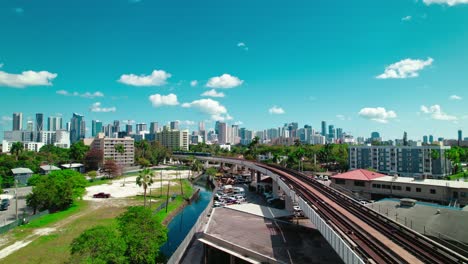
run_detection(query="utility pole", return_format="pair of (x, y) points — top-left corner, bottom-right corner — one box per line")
(15, 180), (18, 221)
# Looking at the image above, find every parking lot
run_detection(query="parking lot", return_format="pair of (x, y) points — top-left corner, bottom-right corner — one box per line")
(0, 187), (32, 226)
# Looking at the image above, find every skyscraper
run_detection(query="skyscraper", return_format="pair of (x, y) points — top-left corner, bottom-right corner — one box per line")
(423, 135), (428, 144)
(126, 124), (133, 135)
(13, 112), (23, 131)
(328, 125), (335, 140)
(113, 120), (120, 133)
(92, 120), (103, 137)
(150, 122), (158, 134)
(199, 121), (205, 132)
(458, 130), (463, 144)
(429, 135), (434, 144)
(48, 116), (62, 131)
(136, 123), (147, 134)
(70, 113), (86, 144)
(217, 122), (227, 144)
(26, 120), (33, 132)
(170, 121), (179, 130)
(321, 121), (326, 137)
(35, 113), (44, 133)
(35, 113), (44, 141)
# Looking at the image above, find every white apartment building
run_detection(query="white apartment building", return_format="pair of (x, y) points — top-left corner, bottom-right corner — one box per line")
(2, 140), (45, 153)
(156, 128), (189, 151)
(90, 133), (135, 167)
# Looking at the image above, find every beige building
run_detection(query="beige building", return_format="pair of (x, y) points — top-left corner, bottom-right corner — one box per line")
(156, 127), (189, 151)
(331, 169), (468, 207)
(88, 133), (135, 167)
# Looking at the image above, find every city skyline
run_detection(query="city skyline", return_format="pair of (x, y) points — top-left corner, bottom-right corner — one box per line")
(1, 1), (468, 140)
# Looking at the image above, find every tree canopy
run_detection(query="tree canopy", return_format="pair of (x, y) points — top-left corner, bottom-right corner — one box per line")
(117, 206), (168, 264)
(70, 225), (128, 264)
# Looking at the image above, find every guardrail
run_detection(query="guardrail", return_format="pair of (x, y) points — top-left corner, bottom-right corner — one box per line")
(166, 190), (215, 264)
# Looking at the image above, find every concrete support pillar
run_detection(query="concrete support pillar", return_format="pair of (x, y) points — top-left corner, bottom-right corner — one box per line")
(272, 180), (279, 197)
(204, 161), (209, 169)
(285, 194), (294, 212)
(232, 164), (238, 172)
(256, 171), (261, 182)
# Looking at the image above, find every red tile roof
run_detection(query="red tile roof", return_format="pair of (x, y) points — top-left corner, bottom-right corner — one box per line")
(331, 169), (385, 181)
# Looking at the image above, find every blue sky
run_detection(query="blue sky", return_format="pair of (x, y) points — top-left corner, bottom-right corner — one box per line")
(1, 0), (468, 140)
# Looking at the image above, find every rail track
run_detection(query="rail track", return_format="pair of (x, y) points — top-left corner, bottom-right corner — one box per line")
(262, 164), (467, 264)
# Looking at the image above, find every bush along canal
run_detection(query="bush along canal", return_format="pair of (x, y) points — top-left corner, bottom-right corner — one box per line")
(160, 175), (213, 258)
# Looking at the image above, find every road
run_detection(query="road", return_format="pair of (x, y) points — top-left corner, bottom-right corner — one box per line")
(0, 187), (33, 226)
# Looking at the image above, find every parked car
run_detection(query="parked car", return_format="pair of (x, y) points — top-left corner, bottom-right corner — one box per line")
(323, 176), (329, 181)
(0, 199), (10, 210)
(93, 192), (111, 198)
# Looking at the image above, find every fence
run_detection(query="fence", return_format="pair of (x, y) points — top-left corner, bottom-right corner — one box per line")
(166, 189), (216, 264)
(0, 210), (49, 234)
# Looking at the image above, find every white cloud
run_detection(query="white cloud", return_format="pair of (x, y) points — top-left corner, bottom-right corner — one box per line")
(234, 121), (243, 126)
(450, 95), (462, 100)
(420, 105), (457, 121)
(358, 107), (397, 123)
(268, 106), (285, 115)
(148, 93), (179, 107)
(336, 114), (346, 120)
(118, 69), (171, 86)
(201, 89), (225, 98)
(90, 102), (116, 113)
(401, 16), (412, 21)
(423, 0), (468, 6)
(0, 116), (13, 126)
(14, 8), (24, 14)
(376, 57), (433, 79)
(0, 70), (57, 88)
(178, 120), (195, 126)
(56, 90), (104, 98)
(182, 98), (232, 121)
(237, 42), (248, 51)
(0, 63), (3, 68)
(206, 74), (243, 89)
(190, 80), (198, 87)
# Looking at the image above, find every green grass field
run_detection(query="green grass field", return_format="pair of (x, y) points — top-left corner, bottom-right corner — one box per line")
(1, 177), (195, 263)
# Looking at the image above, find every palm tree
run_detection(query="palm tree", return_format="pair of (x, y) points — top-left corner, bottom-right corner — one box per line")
(10, 142), (24, 161)
(190, 159), (203, 177)
(136, 168), (154, 206)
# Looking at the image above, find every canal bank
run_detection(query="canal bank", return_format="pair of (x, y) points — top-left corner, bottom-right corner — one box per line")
(160, 175), (214, 259)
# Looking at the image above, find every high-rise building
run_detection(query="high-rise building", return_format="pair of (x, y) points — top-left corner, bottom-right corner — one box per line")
(349, 145), (451, 178)
(150, 122), (158, 134)
(113, 120), (120, 134)
(126, 124), (133, 135)
(170, 121), (179, 130)
(217, 122), (227, 144)
(35, 113), (44, 142)
(198, 121), (205, 132)
(423, 135), (428, 144)
(48, 116), (62, 131)
(429, 135), (434, 144)
(13, 112), (23, 131)
(458, 130), (463, 144)
(90, 134), (135, 167)
(136, 123), (147, 134)
(321, 121), (327, 137)
(26, 121), (34, 132)
(70, 113), (86, 144)
(35, 113), (44, 132)
(336, 128), (344, 140)
(156, 127), (189, 151)
(328, 125), (335, 140)
(92, 120), (103, 137)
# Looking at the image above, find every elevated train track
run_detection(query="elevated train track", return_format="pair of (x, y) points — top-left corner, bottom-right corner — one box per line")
(261, 163), (467, 264)
(174, 155), (467, 263)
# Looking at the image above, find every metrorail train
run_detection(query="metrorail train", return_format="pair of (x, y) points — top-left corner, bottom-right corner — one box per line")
(172, 151), (212, 157)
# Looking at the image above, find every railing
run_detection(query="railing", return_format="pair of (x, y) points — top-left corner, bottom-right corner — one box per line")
(166, 189), (215, 264)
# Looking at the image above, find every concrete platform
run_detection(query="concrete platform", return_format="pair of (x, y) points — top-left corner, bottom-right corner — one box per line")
(200, 207), (343, 264)
(370, 199), (468, 244)
(225, 203), (293, 219)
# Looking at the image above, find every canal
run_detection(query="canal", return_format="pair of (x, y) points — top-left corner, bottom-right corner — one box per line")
(160, 175), (213, 258)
